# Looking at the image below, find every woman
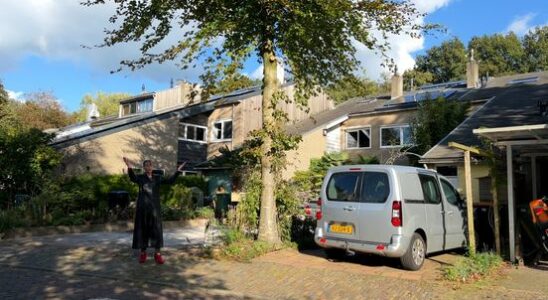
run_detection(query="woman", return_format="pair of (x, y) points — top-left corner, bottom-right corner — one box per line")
(123, 157), (185, 264)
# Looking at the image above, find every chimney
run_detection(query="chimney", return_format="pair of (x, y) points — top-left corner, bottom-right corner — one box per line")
(467, 49), (479, 88)
(87, 103), (100, 121)
(391, 66), (403, 100)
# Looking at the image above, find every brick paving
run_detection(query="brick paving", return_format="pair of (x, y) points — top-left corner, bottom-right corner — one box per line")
(1, 228), (547, 299)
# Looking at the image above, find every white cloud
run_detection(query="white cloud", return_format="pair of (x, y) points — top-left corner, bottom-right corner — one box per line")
(7, 90), (24, 101)
(506, 14), (537, 35)
(0, 0), (201, 83)
(0, 0), (453, 85)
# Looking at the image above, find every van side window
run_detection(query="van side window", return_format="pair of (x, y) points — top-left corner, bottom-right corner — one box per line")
(418, 174), (441, 204)
(327, 172), (360, 202)
(360, 172), (390, 203)
(441, 179), (460, 206)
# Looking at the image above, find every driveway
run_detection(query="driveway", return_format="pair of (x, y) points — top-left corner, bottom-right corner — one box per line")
(0, 224), (547, 299)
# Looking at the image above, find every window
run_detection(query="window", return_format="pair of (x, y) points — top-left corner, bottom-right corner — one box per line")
(419, 174), (441, 204)
(326, 172), (360, 202)
(380, 125), (412, 147)
(346, 128), (371, 149)
(180, 123), (207, 143)
(137, 99), (153, 113)
(360, 172), (390, 203)
(122, 98), (153, 116)
(441, 179), (460, 206)
(212, 120), (233, 141)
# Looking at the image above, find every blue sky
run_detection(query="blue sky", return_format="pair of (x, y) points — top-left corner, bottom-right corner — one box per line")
(0, 0), (546, 113)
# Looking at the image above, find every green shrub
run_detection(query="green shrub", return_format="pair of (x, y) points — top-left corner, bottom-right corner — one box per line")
(163, 184), (193, 209)
(444, 252), (504, 282)
(0, 209), (27, 234)
(195, 207), (215, 219)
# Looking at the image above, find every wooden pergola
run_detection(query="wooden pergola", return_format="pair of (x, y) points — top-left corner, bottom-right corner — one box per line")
(474, 124), (548, 263)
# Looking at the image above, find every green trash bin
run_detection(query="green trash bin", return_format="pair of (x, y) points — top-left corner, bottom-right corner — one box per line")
(214, 193), (230, 218)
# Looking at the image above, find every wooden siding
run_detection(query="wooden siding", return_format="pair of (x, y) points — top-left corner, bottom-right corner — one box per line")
(154, 83), (201, 111)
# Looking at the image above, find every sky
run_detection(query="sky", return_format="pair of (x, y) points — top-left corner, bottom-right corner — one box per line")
(0, 0), (547, 112)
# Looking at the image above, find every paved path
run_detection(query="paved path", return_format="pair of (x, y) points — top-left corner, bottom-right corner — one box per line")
(1, 225), (547, 299)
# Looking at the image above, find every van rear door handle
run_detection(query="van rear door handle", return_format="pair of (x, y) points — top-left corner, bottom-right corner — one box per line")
(446, 210), (454, 215)
(343, 206), (356, 211)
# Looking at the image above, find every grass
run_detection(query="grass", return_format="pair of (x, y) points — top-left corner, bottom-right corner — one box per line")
(209, 227), (286, 262)
(444, 252), (504, 282)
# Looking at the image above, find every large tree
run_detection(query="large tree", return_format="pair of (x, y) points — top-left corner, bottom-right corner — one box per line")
(325, 74), (379, 104)
(413, 37), (467, 84)
(74, 91), (131, 122)
(14, 92), (74, 130)
(523, 26), (548, 72)
(469, 32), (526, 77)
(86, 0), (429, 243)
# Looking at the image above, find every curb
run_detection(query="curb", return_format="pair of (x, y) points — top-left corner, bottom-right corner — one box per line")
(3, 218), (210, 239)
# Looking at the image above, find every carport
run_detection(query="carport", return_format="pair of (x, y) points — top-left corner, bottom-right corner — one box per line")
(474, 123), (548, 263)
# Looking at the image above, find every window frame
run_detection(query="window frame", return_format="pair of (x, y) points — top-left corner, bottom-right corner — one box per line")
(211, 119), (233, 142)
(418, 174), (442, 205)
(179, 122), (208, 144)
(440, 178), (461, 207)
(345, 127), (372, 149)
(380, 124), (412, 148)
(326, 172), (362, 202)
(121, 98), (153, 116)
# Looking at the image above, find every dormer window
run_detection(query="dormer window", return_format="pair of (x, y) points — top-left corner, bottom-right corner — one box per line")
(121, 98), (153, 116)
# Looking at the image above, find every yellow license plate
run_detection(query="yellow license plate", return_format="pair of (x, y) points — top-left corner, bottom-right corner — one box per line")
(330, 224), (353, 234)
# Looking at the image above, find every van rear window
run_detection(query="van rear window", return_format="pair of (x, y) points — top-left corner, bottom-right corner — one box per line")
(360, 172), (390, 203)
(326, 172), (360, 202)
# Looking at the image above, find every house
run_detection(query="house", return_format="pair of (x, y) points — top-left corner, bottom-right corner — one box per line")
(51, 81), (333, 179)
(420, 71), (548, 261)
(284, 57), (486, 177)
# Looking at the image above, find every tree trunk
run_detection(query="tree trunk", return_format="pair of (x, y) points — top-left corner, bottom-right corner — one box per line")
(491, 174), (501, 255)
(257, 44), (281, 244)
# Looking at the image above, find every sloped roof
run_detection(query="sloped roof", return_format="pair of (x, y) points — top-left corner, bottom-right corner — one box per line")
(286, 96), (388, 135)
(421, 71), (548, 163)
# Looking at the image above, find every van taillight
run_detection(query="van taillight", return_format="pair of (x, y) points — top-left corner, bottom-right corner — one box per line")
(316, 197), (322, 220)
(391, 201), (402, 227)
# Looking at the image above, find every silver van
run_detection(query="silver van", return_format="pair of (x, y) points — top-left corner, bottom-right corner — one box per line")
(314, 165), (466, 270)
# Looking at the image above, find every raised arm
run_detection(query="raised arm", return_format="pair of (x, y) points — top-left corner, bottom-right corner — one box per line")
(161, 162), (186, 185)
(124, 157), (140, 184)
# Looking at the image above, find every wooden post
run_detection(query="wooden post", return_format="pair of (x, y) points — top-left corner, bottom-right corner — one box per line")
(464, 150), (476, 255)
(506, 145), (516, 263)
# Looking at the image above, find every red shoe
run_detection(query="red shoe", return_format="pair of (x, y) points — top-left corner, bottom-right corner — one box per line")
(154, 253), (165, 265)
(139, 251), (147, 264)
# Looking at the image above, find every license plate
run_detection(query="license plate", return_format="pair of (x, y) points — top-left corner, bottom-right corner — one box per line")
(330, 224), (353, 234)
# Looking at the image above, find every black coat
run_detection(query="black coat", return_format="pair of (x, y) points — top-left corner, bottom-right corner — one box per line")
(128, 168), (179, 250)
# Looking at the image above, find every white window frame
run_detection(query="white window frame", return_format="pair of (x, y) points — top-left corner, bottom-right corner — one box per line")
(179, 122), (208, 144)
(380, 124), (412, 148)
(211, 119), (233, 142)
(345, 127), (372, 149)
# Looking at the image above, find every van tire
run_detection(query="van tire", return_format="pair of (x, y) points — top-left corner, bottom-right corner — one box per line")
(401, 233), (426, 271)
(324, 248), (346, 260)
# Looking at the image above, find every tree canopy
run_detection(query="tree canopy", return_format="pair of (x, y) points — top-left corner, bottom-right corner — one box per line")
(414, 38), (467, 83)
(469, 32), (526, 77)
(12, 92), (74, 130)
(325, 75), (380, 104)
(73, 91), (131, 122)
(523, 26), (548, 72)
(85, 0), (431, 243)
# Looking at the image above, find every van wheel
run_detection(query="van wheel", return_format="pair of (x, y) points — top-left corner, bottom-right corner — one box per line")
(324, 248), (346, 260)
(401, 233), (426, 271)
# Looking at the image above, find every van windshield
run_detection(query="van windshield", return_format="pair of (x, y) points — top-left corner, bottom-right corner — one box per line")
(360, 172), (390, 203)
(326, 172), (360, 202)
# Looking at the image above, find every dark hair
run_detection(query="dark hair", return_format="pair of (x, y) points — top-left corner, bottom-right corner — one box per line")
(143, 160), (152, 167)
